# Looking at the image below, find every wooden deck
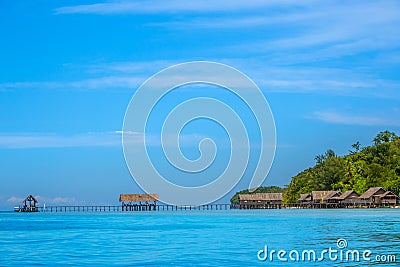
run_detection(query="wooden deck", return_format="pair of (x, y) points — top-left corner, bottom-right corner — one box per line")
(37, 204), (232, 213)
(17, 203), (399, 213)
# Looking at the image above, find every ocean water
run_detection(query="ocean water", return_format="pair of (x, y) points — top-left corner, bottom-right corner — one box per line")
(0, 209), (399, 266)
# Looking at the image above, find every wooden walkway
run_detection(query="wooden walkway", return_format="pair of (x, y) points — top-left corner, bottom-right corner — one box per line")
(38, 204), (231, 213)
(283, 203), (398, 209)
(25, 203), (398, 213)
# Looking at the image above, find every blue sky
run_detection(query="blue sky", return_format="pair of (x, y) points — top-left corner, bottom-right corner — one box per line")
(1, 0), (399, 208)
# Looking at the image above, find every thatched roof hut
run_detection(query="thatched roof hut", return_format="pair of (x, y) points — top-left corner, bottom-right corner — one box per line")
(238, 193), (283, 209)
(119, 194), (158, 203)
(298, 193), (312, 203)
(238, 193), (283, 202)
(359, 187), (386, 199)
(380, 191), (398, 198)
(358, 187), (399, 205)
(379, 191), (399, 205)
(311, 191), (341, 203)
(333, 190), (360, 203)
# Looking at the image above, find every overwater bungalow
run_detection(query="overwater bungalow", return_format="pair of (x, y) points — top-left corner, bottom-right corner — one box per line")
(334, 190), (360, 205)
(379, 191), (399, 206)
(14, 195), (39, 212)
(238, 193), (283, 209)
(119, 193), (158, 211)
(358, 187), (387, 206)
(298, 193), (312, 204)
(294, 187), (399, 208)
(311, 191), (341, 204)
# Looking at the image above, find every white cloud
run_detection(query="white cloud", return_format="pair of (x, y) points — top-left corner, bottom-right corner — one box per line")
(7, 196), (81, 206)
(313, 111), (400, 127)
(37, 196), (79, 205)
(84, 60), (180, 74)
(54, 0), (312, 15)
(82, 60), (400, 98)
(0, 60), (176, 91)
(149, 16), (277, 29)
(52, 1), (400, 68)
(220, 2), (400, 63)
(0, 76), (144, 91)
(2, 61), (398, 98)
(145, 0), (400, 35)
(6, 196), (25, 204)
(0, 132), (127, 149)
(0, 131), (212, 149)
(114, 130), (143, 135)
(1, 58), (399, 99)
(230, 63), (400, 98)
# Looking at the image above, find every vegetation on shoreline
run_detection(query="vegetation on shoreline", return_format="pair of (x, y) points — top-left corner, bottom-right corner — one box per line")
(232, 131), (400, 204)
(284, 131), (400, 203)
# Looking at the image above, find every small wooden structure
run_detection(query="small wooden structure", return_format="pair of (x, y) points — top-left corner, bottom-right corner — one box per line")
(293, 187), (399, 208)
(378, 191), (398, 205)
(119, 194), (158, 211)
(359, 187), (387, 206)
(14, 195), (39, 212)
(238, 193), (283, 209)
(334, 190), (360, 205)
(298, 193), (312, 204)
(311, 191), (341, 204)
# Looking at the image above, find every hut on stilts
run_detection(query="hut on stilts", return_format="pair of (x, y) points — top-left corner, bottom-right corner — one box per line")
(14, 195), (39, 212)
(119, 194), (159, 211)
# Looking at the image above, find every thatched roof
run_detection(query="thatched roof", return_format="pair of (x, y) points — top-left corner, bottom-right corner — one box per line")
(311, 191), (341, 201)
(359, 187), (386, 199)
(379, 191), (399, 199)
(119, 194), (158, 202)
(298, 193), (312, 201)
(336, 190), (359, 200)
(239, 193), (283, 201)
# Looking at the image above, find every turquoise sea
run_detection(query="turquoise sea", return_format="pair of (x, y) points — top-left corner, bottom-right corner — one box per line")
(0, 209), (399, 266)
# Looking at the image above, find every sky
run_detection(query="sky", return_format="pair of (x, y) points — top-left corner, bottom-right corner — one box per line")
(0, 0), (400, 208)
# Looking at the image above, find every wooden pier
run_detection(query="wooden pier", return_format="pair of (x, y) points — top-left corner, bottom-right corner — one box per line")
(30, 193), (231, 213)
(17, 190), (398, 213)
(37, 204), (232, 213)
(18, 203), (399, 213)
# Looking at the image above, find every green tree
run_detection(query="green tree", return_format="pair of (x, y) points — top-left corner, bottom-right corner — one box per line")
(281, 130), (400, 202)
(350, 141), (361, 154)
(373, 131), (398, 145)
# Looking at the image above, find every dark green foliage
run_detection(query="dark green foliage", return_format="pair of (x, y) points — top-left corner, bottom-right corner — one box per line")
(349, 141), (361, 154)
(230, 186), (284, 204)
(284, 131), (400, 203)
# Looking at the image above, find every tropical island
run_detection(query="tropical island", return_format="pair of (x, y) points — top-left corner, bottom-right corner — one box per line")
(14, 130), (399, 212)
(231, 130), (400, 207)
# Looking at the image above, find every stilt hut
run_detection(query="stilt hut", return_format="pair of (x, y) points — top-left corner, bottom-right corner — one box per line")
(298, 193), (312, 204)
(379, 191), (399, 205)
(119, 194), (158, 211)
(14, 195), (39, 212)
(335, 190), (360, 205)
(359, 187), (387, 206)
(238, 193), (283, 209)
(311, 191), (341, 204)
